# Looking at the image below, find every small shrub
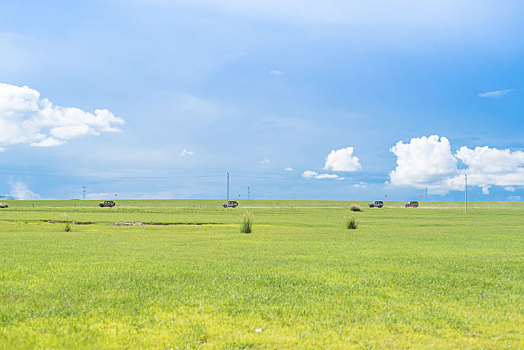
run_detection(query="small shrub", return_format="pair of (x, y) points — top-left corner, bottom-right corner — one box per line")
(345, 216), (358, 229)
(240, 211), (254, 234)
(0, 202), (8, 208)
(62, 213), (72, 232)
(350, 204), (361, 212)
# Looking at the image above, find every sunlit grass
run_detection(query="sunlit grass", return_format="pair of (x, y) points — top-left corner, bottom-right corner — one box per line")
(0, 200), (523, 348)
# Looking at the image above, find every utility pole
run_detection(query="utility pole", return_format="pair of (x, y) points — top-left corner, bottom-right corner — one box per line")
(82, 185), (86, 200)
(226, 172), (230, 213)
(248, 186), (250, 200)
(425, 187), (428, 201)
(464, 174), (468, 214)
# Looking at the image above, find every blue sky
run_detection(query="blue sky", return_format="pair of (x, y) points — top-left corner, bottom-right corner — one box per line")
(0, 0), (523, 200)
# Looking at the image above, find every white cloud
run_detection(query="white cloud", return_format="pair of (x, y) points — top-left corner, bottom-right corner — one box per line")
(270, 70), (283, 75)
(0, 82), (125, 148)
(284, 167), (293, 171)
(389, 135), (524, 194)
(507, 195), (521, 201)
(353, 181), (367, 189)
(324, 147), (361, 172)
(389, 135), (458, 191)
(504, 186), (516, 192)
(0, 147), (4, 152)
(9, 181), (40, 200)
(260, 158), (270, 164)
(179, 149), (194, 156)
(31, 137), (64, 147)
(302, 170), (339, 179)
(455, 146), (524, 175)
(455, 146), (524, 188)
(478, 89), (515, 98)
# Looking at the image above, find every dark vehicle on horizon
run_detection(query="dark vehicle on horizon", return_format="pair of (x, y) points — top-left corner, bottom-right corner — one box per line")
(99, 200), (115, 207)
(222, 200), (238, 208)
(405, 201), (419, 208)
(368, 200), (384, 208)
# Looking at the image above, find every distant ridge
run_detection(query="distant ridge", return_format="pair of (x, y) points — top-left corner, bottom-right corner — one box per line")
(0, 195), (15, 200)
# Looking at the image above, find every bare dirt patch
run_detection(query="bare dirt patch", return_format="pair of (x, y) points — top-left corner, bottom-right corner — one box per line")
(45, 220), (94, 225)
(113, 222), (220, 226)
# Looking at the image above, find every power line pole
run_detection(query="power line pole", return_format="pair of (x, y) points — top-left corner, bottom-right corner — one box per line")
(425, 187), (428, 201)
(248, 186), (250, 200)
(226, 172), (230, 213)
(82, 185), (86, 200)
(464, 174), (468, 214)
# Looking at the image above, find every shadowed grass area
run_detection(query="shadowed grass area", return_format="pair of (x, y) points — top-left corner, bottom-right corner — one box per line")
(0, 200), (523, 348)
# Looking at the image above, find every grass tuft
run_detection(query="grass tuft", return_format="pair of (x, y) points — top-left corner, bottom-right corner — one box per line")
(350, 204), (361, 212)
(345, 216), (358, 229)
(62, 213), (72, 232)
(240, 211), (254, 233)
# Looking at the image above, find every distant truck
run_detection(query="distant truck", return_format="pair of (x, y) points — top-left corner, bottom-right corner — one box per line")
(99, 200), (115, 207)
(222, 200), (238, 208)
(405, 201), (419, 208)
(368, 200), (384, 208)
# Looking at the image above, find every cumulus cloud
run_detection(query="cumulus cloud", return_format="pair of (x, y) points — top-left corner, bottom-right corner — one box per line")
(324, 147), (361, 172)
(389, 135), (458, 190)
(302, 170), (339, 179)
(455, 146), (524, 176)
(455, 146), (524, 188)
(179, 149), (194, 156)
(478, 89), (515, 98)
(9, 181), (40, 200)
(284, 167), (293, 171)
(270, 70), (283, 75)
(260, 158), (270, 164)
(389, 135), (524, 194)
(0, 82), (125, 148)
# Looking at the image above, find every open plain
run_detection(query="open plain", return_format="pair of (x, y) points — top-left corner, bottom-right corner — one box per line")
(0, 200), (523, 348)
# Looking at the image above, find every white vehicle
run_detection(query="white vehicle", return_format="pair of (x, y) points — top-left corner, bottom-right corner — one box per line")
(368, 200), (384, 208)
(222, 200), (238, 208)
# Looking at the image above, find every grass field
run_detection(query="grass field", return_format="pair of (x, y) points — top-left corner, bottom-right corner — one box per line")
(0, 200), (523, 348)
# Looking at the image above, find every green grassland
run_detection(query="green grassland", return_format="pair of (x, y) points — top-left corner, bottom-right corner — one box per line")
(0, 200), (523, 348)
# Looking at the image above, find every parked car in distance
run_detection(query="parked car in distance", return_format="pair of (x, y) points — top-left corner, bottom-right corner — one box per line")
(222, 200), (238, 208)
(99, 200), (115, 207)
(368, 200), (384, 208)
(405, 201), (419, 208)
